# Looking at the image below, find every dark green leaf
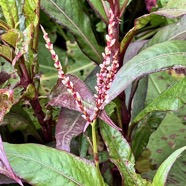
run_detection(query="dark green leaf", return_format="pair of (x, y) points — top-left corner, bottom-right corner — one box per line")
(100, 121), (150, 186)
(132, 112), (166, 160)
(106, 41), (186, 107)
(4, 143), (106, 186)
(133, 78), (186, 123)
(152, 146), (186, 186)
(41, 0), (103, 63)
(87, 0), (108, 23)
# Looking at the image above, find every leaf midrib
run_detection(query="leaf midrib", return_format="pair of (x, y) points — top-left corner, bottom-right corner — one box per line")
(7, 152), (83, 186)
(102, 125), (140, 185)
(49, 0), (102, 61)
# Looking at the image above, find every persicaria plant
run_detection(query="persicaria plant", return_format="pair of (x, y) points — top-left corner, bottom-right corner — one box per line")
(0, 0), (186, 185)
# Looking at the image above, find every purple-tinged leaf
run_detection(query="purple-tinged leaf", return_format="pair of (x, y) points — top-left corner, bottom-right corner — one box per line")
(0, 136), (23, 186)
(49, 75), (120, 151)
(48, 74), (120, 130)
(56, 108), (86, 151)
(0, 89), (14, 123)
(0, 71), (10, 85)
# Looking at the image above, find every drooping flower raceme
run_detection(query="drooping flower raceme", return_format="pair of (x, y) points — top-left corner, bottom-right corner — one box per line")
(41, 26), (91, 123)
(41, 8), (119, 125)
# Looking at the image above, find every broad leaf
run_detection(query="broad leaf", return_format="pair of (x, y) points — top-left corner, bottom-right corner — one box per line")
(1, 29), (19, 48)
(48, 75), (120, 130)
(0, 0), (19, 28)
(133, 78), (186, 124)
(105, 40), (186, 107)
(41, 0), (103, 63)
(152, 146), (186, 186)
(0, 136), (23, 186)
(0, 45), (14, 63)
(87, 0), (108, 23)
(145, 112), (186, 185)
(100, 120), (150, 186)
(4, 142), (106, 186)
(55, 108), (85, 152)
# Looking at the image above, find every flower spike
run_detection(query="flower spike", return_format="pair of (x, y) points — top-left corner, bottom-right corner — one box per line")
(40, 25), (91, 122)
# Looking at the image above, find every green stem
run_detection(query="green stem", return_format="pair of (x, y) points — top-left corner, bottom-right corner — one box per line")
(91, 119), (99, 169)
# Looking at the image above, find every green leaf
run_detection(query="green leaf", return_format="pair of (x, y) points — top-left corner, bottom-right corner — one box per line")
(120, 3), (186, 54)
(41, 0), (103, 63)
(0, 45), (14, 63)
(133, 78), (186, 124)
(146, 112), (186, 185)
(87, 0), (108, 23)
(1, 29), (19, 48)
(152, 146), (186, 186)
(106, 40), (186, 107)
(0, 0), (19, 28)
(132, 112), (166, 160)
(100, 121), (150, 186)
(4, 143), (106, 186)
(144, 16), (186, 48)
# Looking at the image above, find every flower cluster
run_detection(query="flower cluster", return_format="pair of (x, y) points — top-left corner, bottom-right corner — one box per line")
(93, 9), (119, 119)
(41, 26), (91, 122)
(41, 8), (119, 124)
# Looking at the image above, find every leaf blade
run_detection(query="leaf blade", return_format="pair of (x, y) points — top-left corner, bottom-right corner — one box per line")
(41, 0), (103, 63)
(106, 40), (186, 106)
(4, 143), (106, 186)
(152, 146), (186, 186)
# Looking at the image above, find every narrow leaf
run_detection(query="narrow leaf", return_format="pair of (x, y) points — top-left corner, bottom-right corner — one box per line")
(106, 41), (186, 107)
(120, 4), (186, 54)
(4, 143), (106, 186)
(100, 121), (150, 186)
(87, 0), (108, 23)
(0, 20), (10, 30)
(41, 0), (103, 63)
(0, 136), (23, 186)
(0, 0), (19, 28)
(144, 16), (186, 48)
(133, 78), (186, 124)
(152, 146), (186, 186)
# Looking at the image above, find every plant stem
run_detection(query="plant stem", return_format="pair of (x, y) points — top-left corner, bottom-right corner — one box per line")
(91, 119), (99, 169)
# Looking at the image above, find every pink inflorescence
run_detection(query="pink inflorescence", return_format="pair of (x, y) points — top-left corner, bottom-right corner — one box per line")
(41, 26), (91, 122)
(41, 8), (119, 124)
(93, 9), (119, 118)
